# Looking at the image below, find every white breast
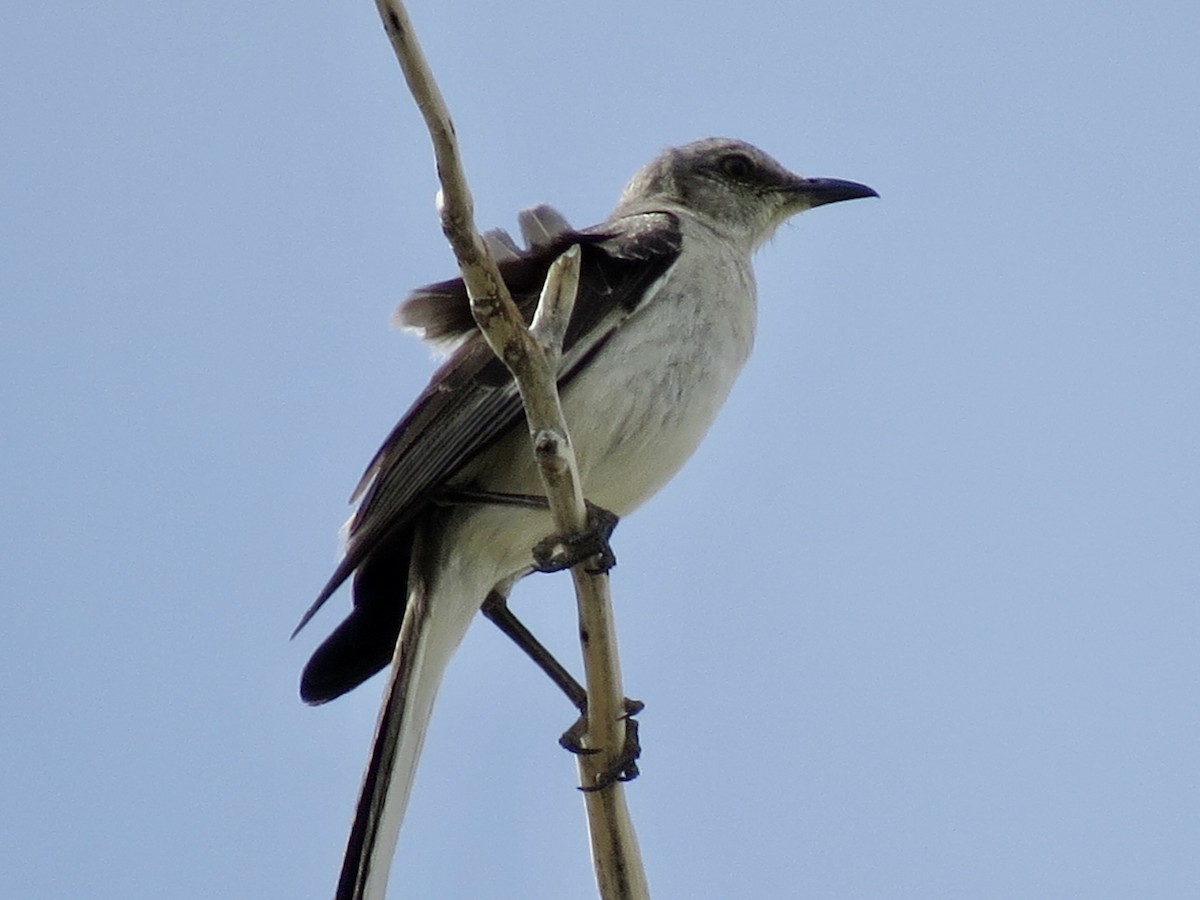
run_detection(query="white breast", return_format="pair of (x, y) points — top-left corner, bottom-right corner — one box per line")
(444, 217), (758, 588)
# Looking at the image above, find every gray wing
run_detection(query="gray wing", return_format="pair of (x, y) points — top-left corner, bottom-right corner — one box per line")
(294, 212), (682, 641)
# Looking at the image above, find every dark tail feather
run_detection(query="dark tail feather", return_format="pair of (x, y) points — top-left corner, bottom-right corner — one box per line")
(300, 531), (413, 704)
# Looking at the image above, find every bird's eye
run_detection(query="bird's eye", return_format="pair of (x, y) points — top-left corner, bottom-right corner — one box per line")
(718, 153), (755, 180)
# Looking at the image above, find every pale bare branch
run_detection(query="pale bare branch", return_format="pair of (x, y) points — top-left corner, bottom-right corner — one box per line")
(530, 245), (581, 362)
(372, 2), (649, 897)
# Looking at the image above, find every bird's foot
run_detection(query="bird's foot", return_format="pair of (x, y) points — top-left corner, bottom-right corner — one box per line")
(559, 698), (644, 791)
(532, 502), (619, 575)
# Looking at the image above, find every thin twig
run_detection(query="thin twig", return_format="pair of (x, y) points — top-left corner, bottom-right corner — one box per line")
(372, 2), (649, 898)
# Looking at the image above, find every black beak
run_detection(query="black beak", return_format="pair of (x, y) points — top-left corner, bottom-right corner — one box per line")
(788, 176), (879, 207)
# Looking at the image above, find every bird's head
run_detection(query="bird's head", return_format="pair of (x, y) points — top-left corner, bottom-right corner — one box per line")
(616, 137), (876, 250)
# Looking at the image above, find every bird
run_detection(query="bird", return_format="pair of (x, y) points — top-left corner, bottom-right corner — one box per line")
(295, 137), (876, 899)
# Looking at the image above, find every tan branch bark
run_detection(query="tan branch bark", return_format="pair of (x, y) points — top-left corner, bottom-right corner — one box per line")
(372, 3), (649, 898)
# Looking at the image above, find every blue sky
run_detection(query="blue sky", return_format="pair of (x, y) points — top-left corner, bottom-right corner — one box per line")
(3, 2), (1198, 898)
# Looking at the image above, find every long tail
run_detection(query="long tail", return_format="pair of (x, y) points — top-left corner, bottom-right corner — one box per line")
(335, 547), (470, 900)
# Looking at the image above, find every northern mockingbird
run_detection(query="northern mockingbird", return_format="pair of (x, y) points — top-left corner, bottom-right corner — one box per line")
(295, 137), (876, 899)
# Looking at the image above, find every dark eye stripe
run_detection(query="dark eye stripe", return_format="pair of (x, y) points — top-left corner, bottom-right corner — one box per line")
(719, 153), (755, 180)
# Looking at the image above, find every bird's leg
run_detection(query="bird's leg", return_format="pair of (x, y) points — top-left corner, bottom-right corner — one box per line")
(440, 489), (620, 575)
(481, 588), (587, 710)
(439, 488), (552, 510)
(481, 589), (642, 788)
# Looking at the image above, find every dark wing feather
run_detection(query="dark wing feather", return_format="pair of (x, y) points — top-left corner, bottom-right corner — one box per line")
(296, 212), (681, 700)
(399, 211), (683, 347)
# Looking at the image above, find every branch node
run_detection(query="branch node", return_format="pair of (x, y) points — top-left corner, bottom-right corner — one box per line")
(533, 427), (565, 458)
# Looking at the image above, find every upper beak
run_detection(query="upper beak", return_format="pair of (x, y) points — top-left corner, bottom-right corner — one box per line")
(786, 176), (879, 208)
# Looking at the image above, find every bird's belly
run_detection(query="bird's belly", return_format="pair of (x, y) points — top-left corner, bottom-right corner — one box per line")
(445, 267), (754, 586)
(563, 349), (733, 515)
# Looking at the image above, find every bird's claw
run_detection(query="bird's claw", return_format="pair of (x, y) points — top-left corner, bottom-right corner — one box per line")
(532, 502), (619, 575)
(559, 699), (644, 791)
